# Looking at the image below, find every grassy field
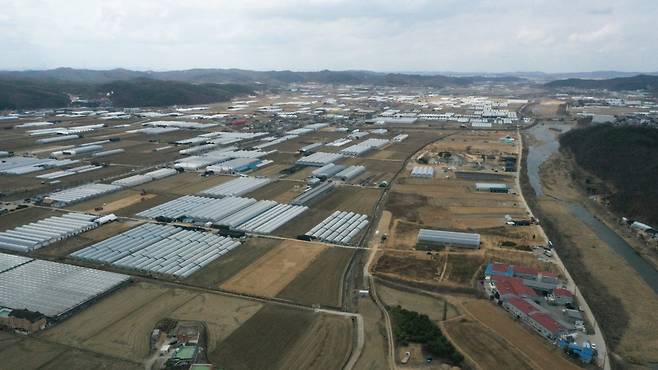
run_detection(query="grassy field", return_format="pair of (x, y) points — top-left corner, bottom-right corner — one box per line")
(277, 245), (354, 307)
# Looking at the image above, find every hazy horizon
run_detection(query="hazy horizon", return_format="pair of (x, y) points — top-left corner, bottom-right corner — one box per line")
(2, 0), (658, 73)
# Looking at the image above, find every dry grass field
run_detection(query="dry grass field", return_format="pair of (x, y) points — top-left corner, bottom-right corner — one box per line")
(184, 237), (279, 288)
(377, 284), (459, 320)
(277, 246), (354, 307)
(221, 240), (328, 297)
(211, 305), (353, 370)
(249, 179), (303, 203)
(169, 293), (263, 354)
(0, 332), (141, 370)
(443, 319), (534, 370)
(461, 300), (580, 370)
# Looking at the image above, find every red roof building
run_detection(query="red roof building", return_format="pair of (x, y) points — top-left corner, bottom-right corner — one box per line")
(529, 312), (566, 338)
(492, 275), (539, 299)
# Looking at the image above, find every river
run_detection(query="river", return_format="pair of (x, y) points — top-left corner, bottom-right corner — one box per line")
(525, 123), (658, 294)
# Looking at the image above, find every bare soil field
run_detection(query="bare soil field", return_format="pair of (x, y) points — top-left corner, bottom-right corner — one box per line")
(67, 188), (142, 212)
(277, 246), (354, 307)
(374, 251), (443, 283)
(249, 179), (303, 203)
(443, 318), (534, 370)
(441, 252), (485, 286)
(377, 284), (459, 320)
(0, 332), (142, 370)
(169, 293), (263, 354)
(250, 163), (290, 177)
(77, 287), (197, 362)
(341, 157), (405, 183)
(462, 299), (580, 370)
(212, 305), (349, 370)
(115, 192), (180, 217)
(0, 206), (62, 231)
(221, 239), (327, 297)
(354, 297), (389, 370)
(139, 172), (234, 196)
(184, 237), (279, 288)
(87, 192), (156, 214)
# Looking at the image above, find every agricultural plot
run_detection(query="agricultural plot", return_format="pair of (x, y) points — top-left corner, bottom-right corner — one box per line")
(211, 305), (353, 370)
(277, 246), (354, 307)
(221, 240), (327, 298)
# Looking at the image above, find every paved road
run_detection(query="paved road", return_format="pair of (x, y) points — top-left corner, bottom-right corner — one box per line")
(517, 129), (610, 370)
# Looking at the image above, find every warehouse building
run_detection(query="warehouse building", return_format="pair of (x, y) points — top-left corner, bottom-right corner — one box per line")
(206, 157), (261, 173)
(475, 183), (509, 193)
(416, 229), (480, 249)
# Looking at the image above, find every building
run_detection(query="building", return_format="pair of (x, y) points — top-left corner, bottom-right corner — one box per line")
(552, 288), (574, 305)
(528, 312), (567, 340)
(0, 308), (47, 334)
(491, 275), (540, 301)
(416, 229), (480, 249)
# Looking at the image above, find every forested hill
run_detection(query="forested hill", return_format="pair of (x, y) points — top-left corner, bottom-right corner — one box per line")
(545, 74), (658, 92)
(560, 124), (658, 226)
(0, 67), (523, 87)
(102, 79), (253, 108)
(0, 77), (253, 110)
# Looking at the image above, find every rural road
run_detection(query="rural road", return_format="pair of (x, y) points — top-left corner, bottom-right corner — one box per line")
(517, 128), (610, 370)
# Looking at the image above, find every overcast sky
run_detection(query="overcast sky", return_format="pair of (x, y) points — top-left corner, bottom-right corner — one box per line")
(2, 0), (657, 73)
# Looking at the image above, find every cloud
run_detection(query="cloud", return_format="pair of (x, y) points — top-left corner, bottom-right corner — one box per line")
(0, 0), (656, 72)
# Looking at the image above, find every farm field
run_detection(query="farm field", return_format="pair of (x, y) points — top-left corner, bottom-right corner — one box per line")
(184, 237), (280, 288)
(443, 319), (534, 370)
(461, 299), (581, 370)
(376, 283), (459, 320)
(0, 332), (141, 370)
(211, 304), (353, 370)
(277, 245), (354, 307)
(221, 239), (328, 298)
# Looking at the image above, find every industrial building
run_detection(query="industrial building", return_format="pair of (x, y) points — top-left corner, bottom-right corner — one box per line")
(0, 253), (130, 319)
(475, 183), (509, 193)
(71, 223), (241, 278)
(0, 212), (101, 252)
(416, 229), (481, 249)
(305, 211), (369, 245)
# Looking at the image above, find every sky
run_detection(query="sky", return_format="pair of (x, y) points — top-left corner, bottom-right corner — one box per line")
(1, 0), (657, 73)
